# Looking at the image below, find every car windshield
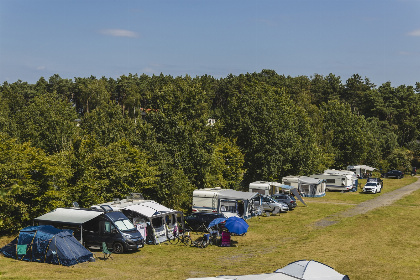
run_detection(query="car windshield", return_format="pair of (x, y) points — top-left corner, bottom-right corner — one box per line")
(114, 219), (136, 232)
(365, 182), (376, 186)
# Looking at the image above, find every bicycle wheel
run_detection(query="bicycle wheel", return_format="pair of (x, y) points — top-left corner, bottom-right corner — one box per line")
(168, 235), (179, 245)
(180, 235), (191, 246)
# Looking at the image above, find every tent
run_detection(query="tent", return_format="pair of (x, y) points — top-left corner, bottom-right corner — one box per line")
(0, 225), (93, 266)
(187, 260), (349, 280)
(275, 260), (350, 280)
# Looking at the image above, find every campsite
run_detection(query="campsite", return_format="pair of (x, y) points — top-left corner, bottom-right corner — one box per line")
(1, 176), (419, 280)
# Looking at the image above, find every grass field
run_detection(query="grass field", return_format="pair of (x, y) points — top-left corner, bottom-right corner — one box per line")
(1, 176), (419, 280)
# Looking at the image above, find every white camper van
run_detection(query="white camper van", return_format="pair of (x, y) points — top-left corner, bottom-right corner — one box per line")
(192, 188), (258, 219)
(309, 173), (356, 192)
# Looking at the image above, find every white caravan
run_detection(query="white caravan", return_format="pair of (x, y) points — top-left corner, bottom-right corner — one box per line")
(248, 181), (283, 195)
(192, 188), (259, 219)
(92, 193), (183, 245)
(347, 165), (375, 178)
(282, 176), (326, 197)
(309, 172), (358, 192)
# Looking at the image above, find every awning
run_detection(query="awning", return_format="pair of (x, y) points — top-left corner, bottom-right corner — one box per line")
(140, 201), (175, 212)
(298, 176), (324, 185)
(124, 204), (160, 218)
(34, 208), (103, 225)
(218, 190), (259, 200)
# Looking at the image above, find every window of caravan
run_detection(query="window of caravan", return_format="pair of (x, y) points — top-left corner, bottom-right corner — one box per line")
(326, 179), (335, 184)
(152, 217), (163, 228)
(220, 200), (237, 213)
(114, 219), (136, 231)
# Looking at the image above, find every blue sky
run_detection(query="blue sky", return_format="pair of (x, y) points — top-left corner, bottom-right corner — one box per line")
(1, 0), (419, 87)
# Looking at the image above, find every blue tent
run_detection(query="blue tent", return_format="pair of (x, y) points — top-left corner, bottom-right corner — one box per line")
(0, 225), (93, 266)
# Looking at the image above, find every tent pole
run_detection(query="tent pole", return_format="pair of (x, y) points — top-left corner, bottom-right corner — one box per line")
(80, 224), (83, 245)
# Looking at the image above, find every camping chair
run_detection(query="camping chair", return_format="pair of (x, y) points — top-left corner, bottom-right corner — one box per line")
(220, 231), (231, 247)
(102, 242), (113, 260)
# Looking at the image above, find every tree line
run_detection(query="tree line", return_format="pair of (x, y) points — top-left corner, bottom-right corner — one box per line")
(0, 70), (419, 234)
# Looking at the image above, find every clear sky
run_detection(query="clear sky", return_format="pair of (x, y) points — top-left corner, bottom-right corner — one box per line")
(1, 0), (419, 87)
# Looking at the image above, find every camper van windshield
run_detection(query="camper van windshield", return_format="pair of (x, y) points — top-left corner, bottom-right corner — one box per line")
(114, 219), (136, 232)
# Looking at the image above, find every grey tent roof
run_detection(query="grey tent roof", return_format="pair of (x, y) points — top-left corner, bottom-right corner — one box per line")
(34, 208), (103, 225)
(218, 190), (259, 200)
(275, 260), (349, 280)
(187, 273), (298, 280)
(298, 176), (324, 185)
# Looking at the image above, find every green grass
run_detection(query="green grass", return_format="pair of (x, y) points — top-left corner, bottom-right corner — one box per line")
(1, 176), (419, 280)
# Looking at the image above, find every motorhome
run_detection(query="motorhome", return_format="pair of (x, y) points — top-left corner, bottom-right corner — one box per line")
(309, 172), (358, 192)
(34, 206), (144, 253)
(92, 193), (184, 245)
(192, 188), (259, 219)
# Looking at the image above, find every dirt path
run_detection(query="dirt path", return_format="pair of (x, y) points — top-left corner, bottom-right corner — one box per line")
(312, 176), (420, 228)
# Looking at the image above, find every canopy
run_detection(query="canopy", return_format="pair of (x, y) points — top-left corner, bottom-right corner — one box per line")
(124, 204), (160, 218)
(298, 177), (324, 185)
(34, 208), (103, 225)
(219, 190), (258, 201)
(0, 225), (93, 266)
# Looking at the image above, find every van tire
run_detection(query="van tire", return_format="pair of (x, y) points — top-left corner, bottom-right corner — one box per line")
(113, 242), (124, 254)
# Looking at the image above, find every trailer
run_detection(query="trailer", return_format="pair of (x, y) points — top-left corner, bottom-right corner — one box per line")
(282, 176), (326, 197)
(248, 181), (283, 195)
(309, 172), (358, 192)
(192, 188), (259, 219)
(92, 193), (184, 245)
(347, 165), (375, 178)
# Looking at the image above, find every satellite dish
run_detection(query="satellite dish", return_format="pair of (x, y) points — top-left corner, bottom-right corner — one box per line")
(72, 201), (79, 208)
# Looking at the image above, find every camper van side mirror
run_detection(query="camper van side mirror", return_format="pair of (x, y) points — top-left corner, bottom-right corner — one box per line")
(111, 228), (118, 234)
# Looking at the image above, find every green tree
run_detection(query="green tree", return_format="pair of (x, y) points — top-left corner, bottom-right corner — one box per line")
(70, 137), (158, 207)
(14, 92), (78, 154)
(0, 135), (72, 234)
(320, 100), (369, 168)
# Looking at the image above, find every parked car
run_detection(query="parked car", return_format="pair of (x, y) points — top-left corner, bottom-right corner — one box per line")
(184, 212), (226, 232)
(271, 193), (297, 210)
(363, 182), (382, 194)
(260, 195), (289, 213)
(385, 170), (404, 179)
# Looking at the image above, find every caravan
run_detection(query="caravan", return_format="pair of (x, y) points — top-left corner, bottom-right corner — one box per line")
(347, 165), (375, 178)
(248, 181), (282, 195)
(309, 171), (358, 192)
(282, 176), (326, 197)
(92, 193), (184, 245)
(192, 188), (259, 219)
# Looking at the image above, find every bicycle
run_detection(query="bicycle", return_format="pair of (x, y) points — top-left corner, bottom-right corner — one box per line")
(167, 227), (192, 246)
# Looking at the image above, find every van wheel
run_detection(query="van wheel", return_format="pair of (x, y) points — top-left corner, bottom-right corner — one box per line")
(113, 242), (124, 254)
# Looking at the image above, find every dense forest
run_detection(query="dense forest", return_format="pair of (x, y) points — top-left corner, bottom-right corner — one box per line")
(1, 70), (419, 234)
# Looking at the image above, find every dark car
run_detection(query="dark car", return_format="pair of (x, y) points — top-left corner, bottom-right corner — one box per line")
(271, 193), (297, 210)
(184, 212), (226, 232)
(385, 170), (404, 179)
